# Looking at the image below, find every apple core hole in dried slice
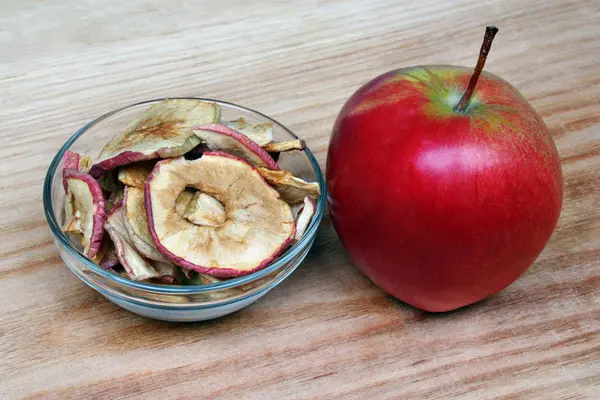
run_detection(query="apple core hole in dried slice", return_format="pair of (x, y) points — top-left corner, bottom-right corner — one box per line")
(174, 189), (196, 216)
(183, 192), (227, 227)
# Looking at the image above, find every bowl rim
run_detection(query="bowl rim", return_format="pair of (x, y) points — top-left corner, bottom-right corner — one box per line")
(43, 97), (326, 294)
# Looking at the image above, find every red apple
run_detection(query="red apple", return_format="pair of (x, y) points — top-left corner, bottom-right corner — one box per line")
(326, 27), (563, 312)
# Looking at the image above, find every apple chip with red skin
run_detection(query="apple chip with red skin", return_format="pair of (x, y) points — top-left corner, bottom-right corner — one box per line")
(63, 171), (107, 259)
(257, 167), (321, 205)
(193, 124), (279, 170)
(145, 153), (295, 277)
(122, 186), (169, 262)
(104, 201), (159, 281)
(90, 100), (220, 178)
(62, 151), (93, 191)
(62, 151), (92, 174)
(223, 119), (304, 154)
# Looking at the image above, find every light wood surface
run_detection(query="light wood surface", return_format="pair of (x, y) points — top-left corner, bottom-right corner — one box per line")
(1, 1), (599, 398)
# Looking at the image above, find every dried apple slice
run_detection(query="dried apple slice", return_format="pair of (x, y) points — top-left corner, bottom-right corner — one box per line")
(90, 235), (109, 262)
(257, 168), (321, 205)
(122, 186), (169, 262)
(225, 117), (273, 146)
(293, 197), (316, 240)
(62, 151), (93, 191)
(104, 201), (159, 281)
(145, 153), (295, 277)
(63, 171), (107, 259)
(90, 100), (220, 178)
(262, 139), (305, 153)
(117, 161), (155, 188)
(193, 124), (279, 170)
(263, 139), (305, 163)
(62, 151), (92, 174)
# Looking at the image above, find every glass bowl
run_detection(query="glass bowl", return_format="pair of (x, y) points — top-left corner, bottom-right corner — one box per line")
(43, 98), (326, 322)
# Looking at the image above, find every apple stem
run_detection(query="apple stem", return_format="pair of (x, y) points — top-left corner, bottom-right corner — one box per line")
(454, 26), (499, 114)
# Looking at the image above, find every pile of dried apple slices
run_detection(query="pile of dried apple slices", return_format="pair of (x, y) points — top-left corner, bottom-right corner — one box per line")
(62, 99), (320, 285)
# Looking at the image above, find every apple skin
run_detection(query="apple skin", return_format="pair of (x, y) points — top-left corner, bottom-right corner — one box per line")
(326, 66), (563, 312)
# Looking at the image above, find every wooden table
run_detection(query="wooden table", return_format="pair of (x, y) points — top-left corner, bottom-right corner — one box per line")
(1, 1), (599, 398)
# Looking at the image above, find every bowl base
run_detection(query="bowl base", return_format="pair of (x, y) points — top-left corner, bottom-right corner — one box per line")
(103, 289), (270, 322)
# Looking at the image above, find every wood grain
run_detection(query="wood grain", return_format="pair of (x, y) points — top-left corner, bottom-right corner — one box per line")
(1, 0), (599, 398)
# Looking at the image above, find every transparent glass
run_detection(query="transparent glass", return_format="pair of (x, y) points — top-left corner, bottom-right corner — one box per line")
(43, 98), (326, 321)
